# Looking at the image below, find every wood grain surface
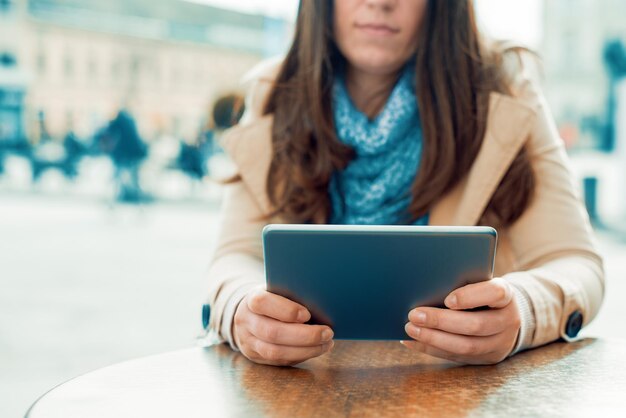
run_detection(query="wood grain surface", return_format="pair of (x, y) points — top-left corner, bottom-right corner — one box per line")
(27, 339), (626, 417)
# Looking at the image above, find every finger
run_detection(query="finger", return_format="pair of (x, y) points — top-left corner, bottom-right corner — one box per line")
(248, 314), (334, 346)
(401, 341), (506, 365)
(408, 306), (510, 336)
(236, 326), (261, 361)
(400, 340), (465, 364)
(405, 323), (500, 357)
(246, 289), (311, 323)
(250, 336), (334, 366)
(444, 278), (513, 310)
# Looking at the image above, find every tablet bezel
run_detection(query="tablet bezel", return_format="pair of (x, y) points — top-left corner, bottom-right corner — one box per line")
(262, 224), (497, 340)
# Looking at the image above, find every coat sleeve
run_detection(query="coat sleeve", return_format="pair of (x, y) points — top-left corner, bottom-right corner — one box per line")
(502, 79), (605, 352)
(205, 180), (267, 349)
(204, 59), (281, 349)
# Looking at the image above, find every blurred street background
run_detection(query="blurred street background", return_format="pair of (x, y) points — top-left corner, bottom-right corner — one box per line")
(1, 0), (626, 417)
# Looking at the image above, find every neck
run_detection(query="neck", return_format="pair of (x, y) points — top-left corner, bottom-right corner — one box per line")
(345, 66), (400, 119)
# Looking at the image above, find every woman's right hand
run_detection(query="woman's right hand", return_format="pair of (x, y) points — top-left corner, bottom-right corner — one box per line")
(233, 287), (335, 366)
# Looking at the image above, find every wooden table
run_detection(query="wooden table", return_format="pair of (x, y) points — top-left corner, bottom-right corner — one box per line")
(27, 338), (626, 417)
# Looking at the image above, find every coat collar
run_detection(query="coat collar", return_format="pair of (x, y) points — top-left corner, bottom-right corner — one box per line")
(220, 114), (274, 214)
(220, 91), (536, 226)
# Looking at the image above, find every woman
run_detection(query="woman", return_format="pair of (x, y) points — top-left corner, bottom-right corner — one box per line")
(205, 0), (604, 366)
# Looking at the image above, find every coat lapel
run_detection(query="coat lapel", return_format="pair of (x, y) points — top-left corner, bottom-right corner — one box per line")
(220, 91), (536, 225)
(430, 92), (536, 226)
(219, 115), (274, 215)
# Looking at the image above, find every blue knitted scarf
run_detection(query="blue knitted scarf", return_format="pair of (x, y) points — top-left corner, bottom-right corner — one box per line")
(329, 63), (428, 225)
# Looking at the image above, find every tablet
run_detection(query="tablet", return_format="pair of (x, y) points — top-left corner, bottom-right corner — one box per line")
(262, 224), (497, 340)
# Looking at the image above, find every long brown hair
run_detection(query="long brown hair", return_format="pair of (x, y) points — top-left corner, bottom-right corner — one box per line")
(263, 0), (535, 227)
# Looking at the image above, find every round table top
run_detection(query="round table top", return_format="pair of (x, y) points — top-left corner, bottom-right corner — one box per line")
(27, 338), (626, 418)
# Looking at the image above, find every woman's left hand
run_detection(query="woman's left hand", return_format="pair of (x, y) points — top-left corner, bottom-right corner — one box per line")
(403, 278), (521, 365)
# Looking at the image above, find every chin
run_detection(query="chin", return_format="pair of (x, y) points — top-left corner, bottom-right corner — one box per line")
(349, 49), (408, 76)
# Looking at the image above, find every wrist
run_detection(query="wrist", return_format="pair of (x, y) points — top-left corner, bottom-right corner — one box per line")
(231, 296), (247, 351)
(221, 283), (258, 352)
(508, 284), (536, 356)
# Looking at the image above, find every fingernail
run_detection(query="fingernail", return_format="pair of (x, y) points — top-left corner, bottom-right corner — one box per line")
(297, 310), (309, 322)
(411, 326), (421, 338)
(413, 311), (427, 324)
(446, 295), (457, 308)
(405, 323), (421, 339)
(322, 329), (334, 341)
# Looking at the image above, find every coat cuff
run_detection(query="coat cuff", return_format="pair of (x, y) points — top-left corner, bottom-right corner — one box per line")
(219, 282), (260, 352)
(509, 284), (536, 355)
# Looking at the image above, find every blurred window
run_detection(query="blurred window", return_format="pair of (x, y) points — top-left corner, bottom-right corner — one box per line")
(153, 64), (160, 88)
(130, 54), (140, 78)
(170, 63), (180, 88)
(63, 53), (74, 80)
(65, 110), (73, 128)
(36, 51), (46, 76)
(87, 55), (97, 79)
(172, 115), (181, 135)
(111, 58), (122, 85)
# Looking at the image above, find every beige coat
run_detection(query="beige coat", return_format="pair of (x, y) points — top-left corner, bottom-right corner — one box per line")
(205, 61), (604, 354)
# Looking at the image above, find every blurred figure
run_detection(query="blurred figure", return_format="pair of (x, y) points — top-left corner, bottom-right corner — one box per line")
(0, 143), (5, 177)
(177, 135), (210, 181)
(212, 93), (245, 130)
(175, 93), (243, 181)
(61, 120), (87, 179)
(34, 110), (51, 144)
(30, 140), (67, 182)
(604, 39), (626, 152)
(29, 111), (68, 182)
(604, 39), (626, 224)
(198, 125), (217, 160)
(0, 123), (6, 175)
(102, 109), (148, 202)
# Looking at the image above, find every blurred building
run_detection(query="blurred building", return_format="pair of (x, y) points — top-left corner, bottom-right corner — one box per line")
(10, 0), (290, 142)
(542, 0), (626, 223)
(542, 0), (626, 150)
(0, 0), (28, 145)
